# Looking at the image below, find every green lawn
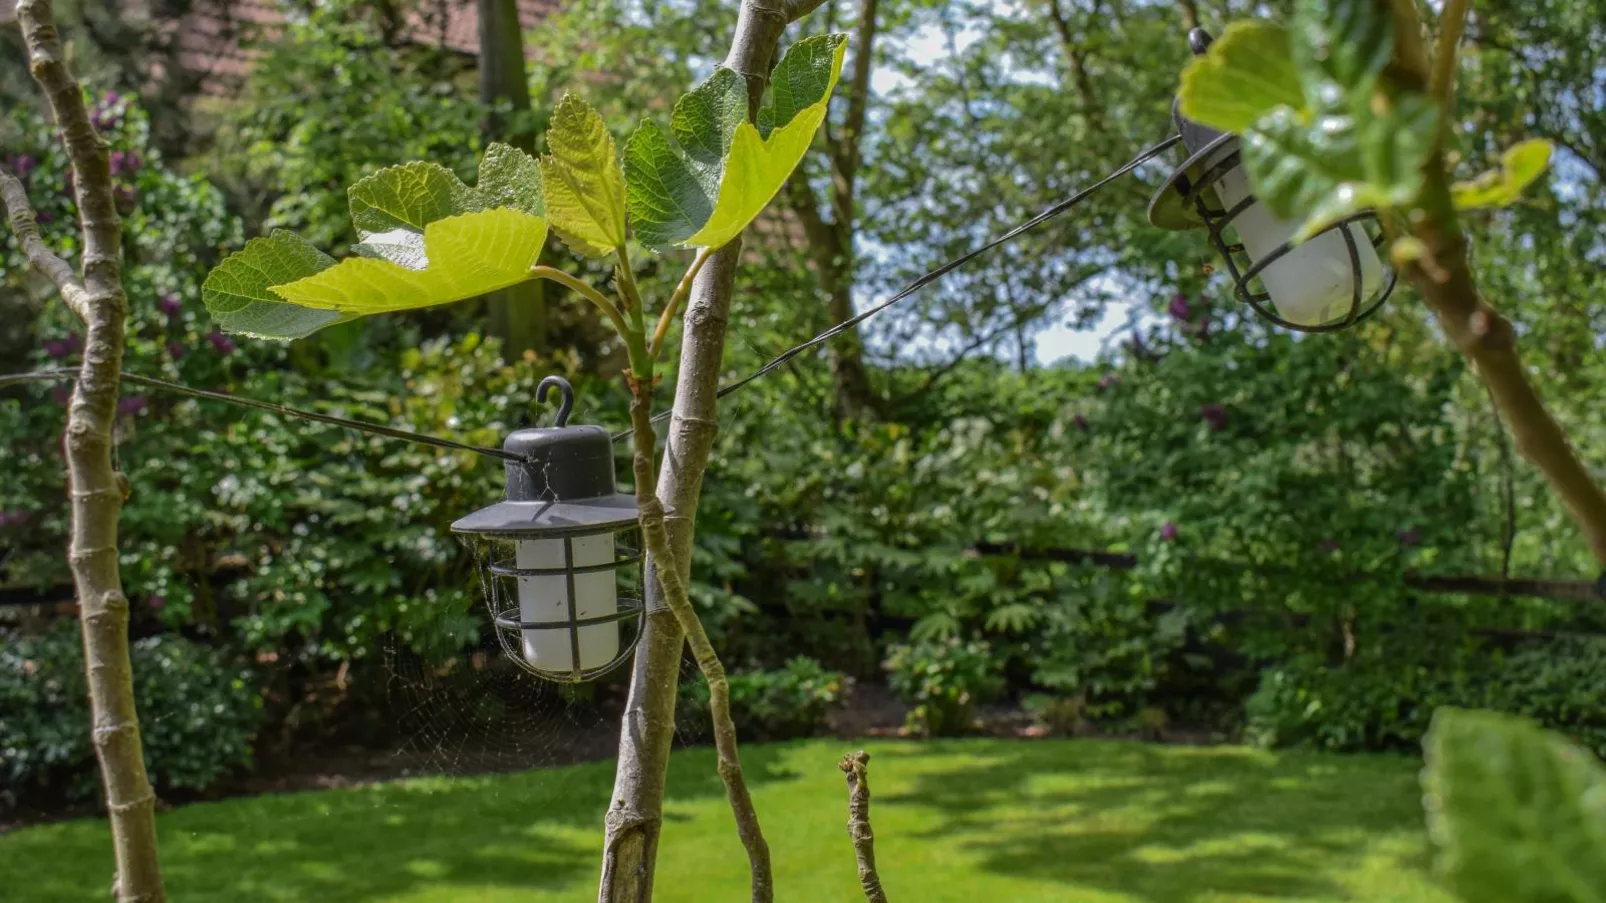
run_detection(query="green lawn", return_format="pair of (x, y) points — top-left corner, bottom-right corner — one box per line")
(0, 738), (1454, 903)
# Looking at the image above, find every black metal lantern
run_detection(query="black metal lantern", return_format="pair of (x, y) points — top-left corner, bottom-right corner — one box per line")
(1148, 28), (1397, 332)
(451, 376), (643, 683)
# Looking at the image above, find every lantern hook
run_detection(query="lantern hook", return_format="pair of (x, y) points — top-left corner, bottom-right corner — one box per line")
(536, 375), (575, 427)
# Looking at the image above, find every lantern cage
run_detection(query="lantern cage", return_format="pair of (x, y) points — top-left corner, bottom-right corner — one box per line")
(1148, 29), (1398, 333)
(451, 376), (646, 684)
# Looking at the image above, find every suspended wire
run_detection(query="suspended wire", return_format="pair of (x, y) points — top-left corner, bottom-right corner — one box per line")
(2, 134), (1179, 458)
(0, 369), (523, 463)
(627, 133), (1183, 438)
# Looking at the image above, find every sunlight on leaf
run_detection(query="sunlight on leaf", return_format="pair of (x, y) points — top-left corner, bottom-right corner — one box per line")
(270, 209), (548, 317)
(477, 142), (546, 218)
(540, 93), (628, 258)
(1451, 139), (1553, 210)
(1178, 21), (1305, 134)
(683, 34), (848, 250)
(624, 68), (748, 250)
(1422, 708), (1606, 903)
(625, 33), (847, 252)
(202, 230), (346, 339)
(348, 162), (483, 244)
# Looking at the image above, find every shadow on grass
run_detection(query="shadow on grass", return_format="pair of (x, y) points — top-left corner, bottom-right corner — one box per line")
(875, 739), (1428, 903)
(3, 744), (800, 903)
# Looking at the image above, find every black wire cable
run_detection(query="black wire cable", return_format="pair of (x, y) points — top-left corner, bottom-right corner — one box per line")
(629, 133), (1182, 437)
(2, 134), (1178, 458)
(0, 369), (523, 462)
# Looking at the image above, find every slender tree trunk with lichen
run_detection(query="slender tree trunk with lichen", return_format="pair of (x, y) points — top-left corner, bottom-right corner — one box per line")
(1, 2), (163, 900)
(597, 3), (827, 899)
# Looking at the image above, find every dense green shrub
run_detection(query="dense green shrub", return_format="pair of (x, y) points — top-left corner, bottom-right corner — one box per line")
(676, 657), (846, 742)
(884, 637), (1004, 737)
(0, 625), (262, 806)
(1245, 635), (1606, 757)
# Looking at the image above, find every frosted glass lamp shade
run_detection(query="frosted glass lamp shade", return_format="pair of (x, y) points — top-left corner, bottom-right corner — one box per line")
(1212, 162), (1384, 328)
(1147, 28), (1395, 331)
(514, 535), (620, 672)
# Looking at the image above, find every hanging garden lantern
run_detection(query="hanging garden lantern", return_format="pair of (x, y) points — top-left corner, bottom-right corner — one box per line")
(452, 376), (643, 682)
(1148, 28), (1398, 332)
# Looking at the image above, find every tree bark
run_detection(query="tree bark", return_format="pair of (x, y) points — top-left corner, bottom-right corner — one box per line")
(787, 0), (880, 420)
(1176, 0), (1199, 30)
(6, 2), (163, 900)
(477, 0), (546, 357)
(597, 2), (826, 900)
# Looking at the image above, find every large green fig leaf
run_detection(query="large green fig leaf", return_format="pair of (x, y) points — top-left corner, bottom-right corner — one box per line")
(271, 208), (547, 315)
(1422, 708), (1606, 903)
(345, 144), (541, 269)
(540, 93), (628, 258)
(201, 231), (346, 339)
(624, 68), (748, 250)
(476, 141), (546, 218)
(624, 33), (847, 252)
(1178, 21), (1305, 134)
(207, 144), (549, 339)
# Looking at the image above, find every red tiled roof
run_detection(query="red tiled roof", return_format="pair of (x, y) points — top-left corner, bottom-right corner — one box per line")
(168, 0), (558, 96)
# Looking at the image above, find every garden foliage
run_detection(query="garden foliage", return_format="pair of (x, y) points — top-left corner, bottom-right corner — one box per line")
(4, 0), (1606, 809)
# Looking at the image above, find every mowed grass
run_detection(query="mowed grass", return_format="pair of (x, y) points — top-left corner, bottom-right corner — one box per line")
(0, 738), (1454, 903)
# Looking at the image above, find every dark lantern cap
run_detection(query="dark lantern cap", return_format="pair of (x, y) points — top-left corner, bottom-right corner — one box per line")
(451, 376), (638, 538)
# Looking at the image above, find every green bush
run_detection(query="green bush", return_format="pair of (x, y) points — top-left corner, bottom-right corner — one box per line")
(675, 657), (845, 742)
(885, 637), (1004, 737)
(0, 624), (263, 806)
(1245, 635), (1606, 757)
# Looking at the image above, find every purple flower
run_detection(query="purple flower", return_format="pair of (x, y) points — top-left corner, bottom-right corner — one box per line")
(108, 150), (141, 177)
(51, 384), (72, 405)
(1167, 292), (1192, 322)
(114, 184), (137, 208)
(1396, 527), (1421, 548)
(44, 334), (80, 360)
(166, 340), (186, 360)
(91, 92), (124, 131)
(158, 293), (183, 317)
(1073, 414), (1089, 432)
(148, 595), (166, 612)
(207, 331), (237, 355)
(1160, 522), (1179, 542)
(116, 395), (148, 417)
(6, 154), (36, 179)
(0, 510), (27, 528)
(1199, 404), (1228, 432)
(35, 209), (52, 224)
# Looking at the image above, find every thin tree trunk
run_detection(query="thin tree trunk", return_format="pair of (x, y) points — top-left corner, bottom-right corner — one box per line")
(5, 2), (163, 900)
(597, 2), (827, 899)
(819, 0), (881, 420)
(1176, 0), (1199, 29)
(1384, 0), (1606, 567)
(477, 0), (546, 357)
